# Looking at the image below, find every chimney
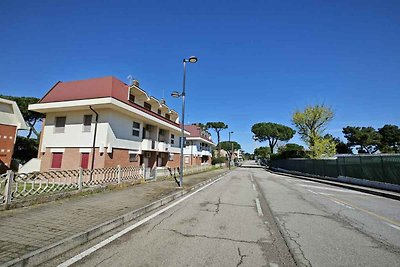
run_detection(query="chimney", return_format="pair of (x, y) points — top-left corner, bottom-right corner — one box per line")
(133, 80), (140, 87)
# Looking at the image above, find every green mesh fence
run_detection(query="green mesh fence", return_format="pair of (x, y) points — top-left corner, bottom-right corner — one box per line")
(270, 155), (400, 185)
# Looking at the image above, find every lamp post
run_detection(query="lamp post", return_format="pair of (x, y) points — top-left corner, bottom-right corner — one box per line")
(171, 56), (198, 187)
(228, 131), (233, 170)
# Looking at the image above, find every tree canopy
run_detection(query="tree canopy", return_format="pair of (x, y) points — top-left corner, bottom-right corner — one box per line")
(324, 134), (352, 154)
(0, 94), (42, 138)
(292, 104), (334, 146)
(342, 126), (381, 154)
(219, 141), (241, 151)
(292, 104), (334, 158)
(254, 147), (271, 158)
(378, 124), (400, 153)
(251, 122), (295, 154)
(206, 121), (228, 156)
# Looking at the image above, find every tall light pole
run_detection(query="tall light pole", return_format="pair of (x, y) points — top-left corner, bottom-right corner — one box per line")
(228, 131), (233, 170)
(171, 56), (198, 187)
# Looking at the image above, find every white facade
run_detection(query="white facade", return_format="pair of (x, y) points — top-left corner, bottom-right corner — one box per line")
(30, 98), (185, 155)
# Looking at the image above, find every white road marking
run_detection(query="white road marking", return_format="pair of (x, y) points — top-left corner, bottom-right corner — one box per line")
(307, 189), (319, 195)
(255, 198), (264, 217)
(250, 174), (254, 182)
(58, 175), (225, 267)
(299, 184), (369, 195)
(385, 222), (400, 231)
(331, 200), (354, 209)
(252, 183), (256, 191)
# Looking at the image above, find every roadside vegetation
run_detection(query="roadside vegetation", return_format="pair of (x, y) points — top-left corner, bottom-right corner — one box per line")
(252, 104), (400, 160)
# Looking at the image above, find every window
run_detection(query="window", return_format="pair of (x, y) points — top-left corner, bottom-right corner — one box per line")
(129, 154), (138, 162)
(54, 116), (66, 133)
(165, 114), (170, 120)
(144, 102), (151, 111)
(83, 115), (92, 132)
(51, 153), (63, 168)
(158, 109), (162, 115)
(80, 153), (89, 169)
(129, 94), (135, 103)
(171, 134), (175, 144)
(132, 121), (140, 137)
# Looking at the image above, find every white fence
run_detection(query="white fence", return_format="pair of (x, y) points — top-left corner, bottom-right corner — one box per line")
(0, 165), (143, 207)
(0, 163), (226, 207)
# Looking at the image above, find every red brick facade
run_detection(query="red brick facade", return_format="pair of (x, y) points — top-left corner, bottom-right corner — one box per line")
(39, 147), (182, 172)
(0, 124), (17, 169)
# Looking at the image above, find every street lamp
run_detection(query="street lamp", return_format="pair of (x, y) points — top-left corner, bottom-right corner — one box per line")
(171, 56), (198, 187)
(228, 131), (234, 170)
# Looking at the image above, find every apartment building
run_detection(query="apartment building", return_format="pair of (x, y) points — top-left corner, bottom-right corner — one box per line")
(183, 124), (215, 165)
(0, 98), (29, 172)
(29, 76), (189, 172)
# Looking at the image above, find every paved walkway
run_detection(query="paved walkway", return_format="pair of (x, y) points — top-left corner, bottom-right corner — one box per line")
(0, 169), (228, 265)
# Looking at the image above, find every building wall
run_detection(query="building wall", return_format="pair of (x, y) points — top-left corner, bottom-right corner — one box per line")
(0, 124), (17, 168)
(40, 108), (181, 153)
(166, 153), (181, 168)
(40, 147), (144, 172)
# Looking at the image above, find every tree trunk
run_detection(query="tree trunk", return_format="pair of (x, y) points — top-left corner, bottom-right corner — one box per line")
(217, 131), (221, 157)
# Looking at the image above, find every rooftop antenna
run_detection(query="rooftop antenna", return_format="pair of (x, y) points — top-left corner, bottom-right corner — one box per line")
(127, 75), (133, 86)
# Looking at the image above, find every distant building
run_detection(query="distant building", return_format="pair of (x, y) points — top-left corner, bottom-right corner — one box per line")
(0, 98), (29, 171)
(29, 76), (190, 172)
(184, 124), (215, 165)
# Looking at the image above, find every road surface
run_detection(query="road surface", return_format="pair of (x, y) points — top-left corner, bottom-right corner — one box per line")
(51, 164), (400, 266)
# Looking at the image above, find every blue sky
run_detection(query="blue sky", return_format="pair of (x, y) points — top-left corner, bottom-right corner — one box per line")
(1, 0), (399, 153)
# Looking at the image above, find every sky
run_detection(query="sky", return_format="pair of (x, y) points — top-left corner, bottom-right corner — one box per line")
(1, 0), (399, 153)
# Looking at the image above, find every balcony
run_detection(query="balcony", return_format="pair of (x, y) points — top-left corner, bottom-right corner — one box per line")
(158, 142), (171, 152)
(201, 150), (212, 157)
(142, 139), (158, 151)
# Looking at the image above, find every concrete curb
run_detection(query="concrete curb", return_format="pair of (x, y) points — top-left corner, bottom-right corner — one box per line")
(266, 168), (400, 201)
(3, 171), (229, 267)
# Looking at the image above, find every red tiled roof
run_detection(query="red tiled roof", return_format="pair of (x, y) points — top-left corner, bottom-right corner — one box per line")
(184, 125), (214, 143)
(39, 76), (180, 128)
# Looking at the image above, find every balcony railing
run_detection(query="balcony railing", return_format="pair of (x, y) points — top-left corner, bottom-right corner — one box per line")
(158, 142), (171, 152)
(142, 139), (158, 151)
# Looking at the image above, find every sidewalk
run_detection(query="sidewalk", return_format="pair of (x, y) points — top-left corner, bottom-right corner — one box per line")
(0, 169), (228, 266)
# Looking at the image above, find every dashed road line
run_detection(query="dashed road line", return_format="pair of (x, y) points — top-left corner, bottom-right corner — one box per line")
(385, 222), (400, 231)
(300, 184), (369, 195)
(252, 183), (256, 191)
(255, 198), (264, 217)
(331, 199), (354, 209)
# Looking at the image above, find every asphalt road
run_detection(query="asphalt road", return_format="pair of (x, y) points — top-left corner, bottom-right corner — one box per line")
(254, 167), (400, 266)
(52, 163), (400, 267)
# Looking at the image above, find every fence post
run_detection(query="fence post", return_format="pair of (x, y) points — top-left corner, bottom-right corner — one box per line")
(4, 170), (14, 208)
(336, 158), (340, 178)
(380, 156), (386, 181)
(117, 165), (121, 184)
(78, 168), (83, 191)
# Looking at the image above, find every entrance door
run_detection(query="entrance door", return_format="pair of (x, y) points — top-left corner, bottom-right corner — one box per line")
(143, 156), (149, 168)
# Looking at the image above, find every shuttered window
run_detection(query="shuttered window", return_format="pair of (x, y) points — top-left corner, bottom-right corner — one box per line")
(51, 153), (63, 168)
(54, 117), (66, 133)
(80, 153), (89, 169)
(132, 121), (140, 137)
(83, 115), (92, 132)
